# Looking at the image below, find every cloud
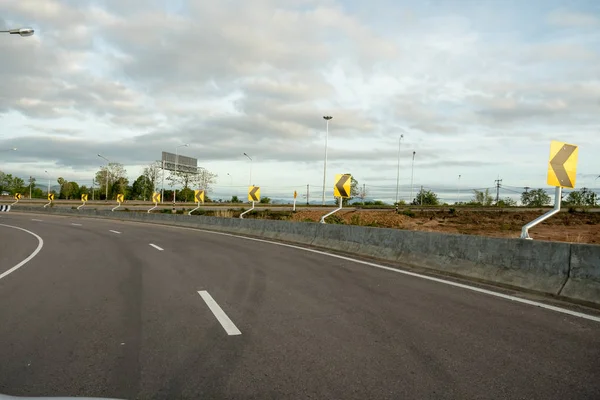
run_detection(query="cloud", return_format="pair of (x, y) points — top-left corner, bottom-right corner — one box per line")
(547, 11), (600, 28)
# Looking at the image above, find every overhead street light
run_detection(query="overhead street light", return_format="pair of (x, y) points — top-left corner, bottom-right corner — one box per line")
(44, 170), (50, 195)
(1, 148), (17, 152)
(395, 134), (404, 204)
(243, 153), (253, 186)
(410, 151), (416, 203)
(98, 154), (110, 201)
(1, 28), (34, 37)
(322, 116), (333, 206)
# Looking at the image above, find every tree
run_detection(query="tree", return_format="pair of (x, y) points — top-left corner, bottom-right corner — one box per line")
(167, 167), (218, 193)
(131, 175), (147, 200)
(260, 197), (271, 204)
(411, 188), (440, 206)
(472, 189), (494, 206)
(9, 176), (26, 196)
(496, 197), (517, 207)
(564, 188), (597, 207)
(231, 195), (241, 203)
(110, 177), (129, 199)
(0, 171), (7, 194)
(142, 162), (161, 195)
(94, 163), (128, 200)
(521, 188), (552, 207)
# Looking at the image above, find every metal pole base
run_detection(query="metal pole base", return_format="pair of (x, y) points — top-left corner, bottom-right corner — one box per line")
(520, 187), (561, 240)
(320, 197), (343, 224)
(240, 202), (255, 219)
(77, 202), (86, 210)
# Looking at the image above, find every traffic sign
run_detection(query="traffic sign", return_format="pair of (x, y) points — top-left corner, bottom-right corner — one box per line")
(334, 174), (351, 198)
(81, 193), (88, 202)
(547, 141), (578, 188)
(14, 193), (21, 200)
(116, 194), (124, 203)
(152, 192), (160, 203)
(248, 186), (260, 202)
(194, 190), (205, 203)
(294, 190), (297, 199)
(47, 193), (54, 201)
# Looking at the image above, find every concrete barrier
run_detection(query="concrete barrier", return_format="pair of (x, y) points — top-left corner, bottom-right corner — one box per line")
(10, 206), (599, 306)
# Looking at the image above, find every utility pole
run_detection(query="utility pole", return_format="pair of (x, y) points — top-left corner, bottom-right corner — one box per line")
(420, 185), (424, 206)
(362, 183), (366, 202)
(29, 176), (32, 199)
(495, 178), (503, 203)
(92, 177), (94, 200)
(306, 184), (310, 205)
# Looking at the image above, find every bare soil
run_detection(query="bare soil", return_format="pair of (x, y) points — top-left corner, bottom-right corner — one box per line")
(290, 209), (600, 244)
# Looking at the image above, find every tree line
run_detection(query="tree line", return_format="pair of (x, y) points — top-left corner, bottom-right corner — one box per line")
(0, 162), (218, 202)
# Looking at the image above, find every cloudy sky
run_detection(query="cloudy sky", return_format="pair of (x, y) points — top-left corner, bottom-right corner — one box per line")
(1, 0), (599, 202)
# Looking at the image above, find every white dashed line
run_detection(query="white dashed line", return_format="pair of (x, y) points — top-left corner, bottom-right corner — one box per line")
(197, 291), (241, 336)
(109, 230), (121, 234)
(31, 219), (43, 222)
(71, 223), (82, 226)
(149, 243), (163, 251)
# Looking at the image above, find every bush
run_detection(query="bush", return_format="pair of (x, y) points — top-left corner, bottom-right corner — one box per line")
(402, 209), (415, 218)
(325, 214), (344, 224)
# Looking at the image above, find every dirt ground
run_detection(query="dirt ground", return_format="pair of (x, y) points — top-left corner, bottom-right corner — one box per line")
(289, 209), (600, 244)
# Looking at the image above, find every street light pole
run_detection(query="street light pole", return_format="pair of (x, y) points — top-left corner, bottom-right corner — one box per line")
(0, 28), (34, 37)
(322, 116), (332, 206)
(243, 153), (253, 185)
(174, 144), (189, 203)
(395, 134), (404, 204)
(227, 173), (233, 186)
(457, 174), (462, 204)
(410, 151), (416, 203)
(44, 170), (50, 195)
(97, 154), (110, 201)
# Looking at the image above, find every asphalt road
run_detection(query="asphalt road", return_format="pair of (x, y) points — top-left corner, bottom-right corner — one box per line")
(0, 213), (599, 399)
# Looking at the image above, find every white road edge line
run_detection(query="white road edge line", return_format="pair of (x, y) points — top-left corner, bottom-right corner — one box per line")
(71, 223), (82, 226)
(31, 219), (43, 222)
(109, 230), (121, 234)
(197, 290), (242, 336)
(149, 243), (163, 251)
(186, 228), (600, 324)
(0, 224), (44, 281)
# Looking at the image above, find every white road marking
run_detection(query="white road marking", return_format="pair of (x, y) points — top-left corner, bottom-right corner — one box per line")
(109, 230), (121, 234)
(31, 219), (43, 222)
(197, 290), (242, 335)
(0, 224), (44, 281)
(187, 229), (600, 324)
(149, 243), (163, 251)
(71, 223), (82, 226)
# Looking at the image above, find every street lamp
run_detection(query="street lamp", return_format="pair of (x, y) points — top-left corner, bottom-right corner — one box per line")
(1, 148), (17, 152)
(457, 174), (462, 204)
(395, 134), (404, 204)
(0, 28), (34, 37)
(227, 173), (233, 186)
(97, 154), (110, 201)
(243, 153), (253, 185)
(174, 144), (189, 203)
(322, 116), (333, 206)
(44, 170), (50, 195)
(410, 151), (416, 203)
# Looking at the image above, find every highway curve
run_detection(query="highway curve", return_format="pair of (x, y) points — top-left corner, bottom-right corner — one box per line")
(0, 213), (599, 399)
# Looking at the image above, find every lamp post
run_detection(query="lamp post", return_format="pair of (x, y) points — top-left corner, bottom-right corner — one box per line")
(174, 144), (189, 203)
(457, 174), (462, 204)
(44, 170), (50, 195)
(322, 116), (333, 205)
(97, 154), (110, 201)
(410, 151), (416, 203)
(0, 28), (34, 37)
(395, 134), (404, 204)
(243, 153), (253, 185)
(227, 173), (233, 186)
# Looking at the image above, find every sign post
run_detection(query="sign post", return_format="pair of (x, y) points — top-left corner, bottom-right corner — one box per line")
(521, 141), (578, 239)
(112, 193), (124, 212)
(77, 193), (88, 210)
(43, 193), (54, 208)
(148, 192), (161, 213)
(189, 190), (205, 215)
(293, 190), (297, 212)
(10, 193), (21, 206)
(320, 174), (351, 223)
(240, 186), (260, 219)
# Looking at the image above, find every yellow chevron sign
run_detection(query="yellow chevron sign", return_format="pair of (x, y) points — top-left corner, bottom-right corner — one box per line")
(333, 174), (351, 198)
(248, 186), (260, 202)
(152, 192), (160, 203)
(81, 193), (88, 202)
(47, 193), (54, 201)
(194, 190), (205, 203)
(116, 194), (124, 203)
(547, 140), (578, 188)
(14, 193), (21, 200)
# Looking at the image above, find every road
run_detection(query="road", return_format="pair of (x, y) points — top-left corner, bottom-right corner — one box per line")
(0, 212), (599, 399)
